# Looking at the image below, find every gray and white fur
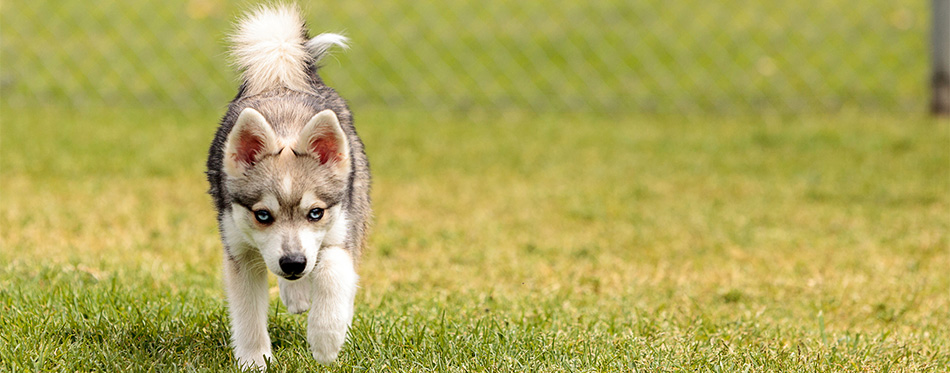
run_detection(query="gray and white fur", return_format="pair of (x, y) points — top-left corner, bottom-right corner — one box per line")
(205, 4), (370, 369)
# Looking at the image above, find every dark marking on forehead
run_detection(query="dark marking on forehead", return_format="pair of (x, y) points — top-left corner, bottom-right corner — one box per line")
(277, 192), (303, 215)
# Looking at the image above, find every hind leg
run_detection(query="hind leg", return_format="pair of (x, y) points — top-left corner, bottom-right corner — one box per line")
(307, 247), (358, 364)
(279, 275), (313, 314)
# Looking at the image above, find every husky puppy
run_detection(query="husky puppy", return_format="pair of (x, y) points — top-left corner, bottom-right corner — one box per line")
(206, 4), (370, 369)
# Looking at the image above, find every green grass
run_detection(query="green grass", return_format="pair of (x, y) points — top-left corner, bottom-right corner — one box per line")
(1, 105), (947, 371)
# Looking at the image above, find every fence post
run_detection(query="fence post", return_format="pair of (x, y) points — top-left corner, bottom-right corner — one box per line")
(933, 0), (950, 115)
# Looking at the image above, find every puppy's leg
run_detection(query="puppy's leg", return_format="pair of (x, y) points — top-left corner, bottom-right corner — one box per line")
(279, 275), (313, 314)
(224, 253), (272, 370)
(307, 247), (358, 364)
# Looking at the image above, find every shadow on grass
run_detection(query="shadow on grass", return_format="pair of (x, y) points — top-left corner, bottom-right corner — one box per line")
(0, 266), (247, 370)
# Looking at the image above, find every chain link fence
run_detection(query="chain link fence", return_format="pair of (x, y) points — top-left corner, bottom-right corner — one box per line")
(1, 0), (930, 114)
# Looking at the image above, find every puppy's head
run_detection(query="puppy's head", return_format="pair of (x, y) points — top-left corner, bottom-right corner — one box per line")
(222, 107), (350, 280)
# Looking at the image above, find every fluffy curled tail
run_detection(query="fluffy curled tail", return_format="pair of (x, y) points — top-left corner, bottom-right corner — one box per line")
(230, 4), (348, 95)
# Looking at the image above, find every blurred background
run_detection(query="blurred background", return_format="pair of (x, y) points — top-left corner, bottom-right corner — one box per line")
(2, 3), (948, 370)
(0, 0), (932, 116)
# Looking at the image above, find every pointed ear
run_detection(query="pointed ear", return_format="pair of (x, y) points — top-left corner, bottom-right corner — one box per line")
(294, 109), (350, 174)
(223, 108), (279, 177)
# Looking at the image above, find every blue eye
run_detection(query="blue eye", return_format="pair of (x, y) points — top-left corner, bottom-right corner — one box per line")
(307, 208), (324, 221)
(254, 210), (273, 224)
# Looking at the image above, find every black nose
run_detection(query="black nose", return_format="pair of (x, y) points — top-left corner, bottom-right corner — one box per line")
(279, 253), (307, 277)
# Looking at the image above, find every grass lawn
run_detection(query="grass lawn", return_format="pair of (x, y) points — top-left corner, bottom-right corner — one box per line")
(1, 105), (947, 371)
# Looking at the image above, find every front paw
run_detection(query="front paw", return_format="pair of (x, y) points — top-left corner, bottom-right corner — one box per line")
(308, 330), (346, 364)
(235, 349), (272, 371)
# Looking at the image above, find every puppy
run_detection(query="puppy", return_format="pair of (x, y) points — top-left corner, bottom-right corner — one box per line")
(205, 4), (370, 369)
